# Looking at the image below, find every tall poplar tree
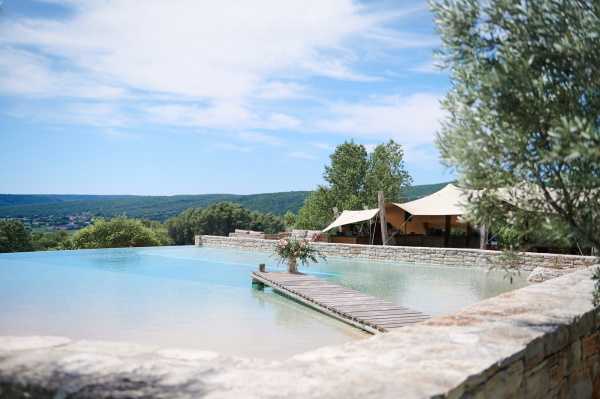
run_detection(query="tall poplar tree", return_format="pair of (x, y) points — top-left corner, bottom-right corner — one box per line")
(296, 140), (412, 230)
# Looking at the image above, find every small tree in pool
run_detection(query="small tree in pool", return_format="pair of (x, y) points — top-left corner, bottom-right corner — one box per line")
(274, 238), (324, 274)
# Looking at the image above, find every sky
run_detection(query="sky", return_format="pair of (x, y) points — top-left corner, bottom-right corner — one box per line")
(0, 0), (454, 195)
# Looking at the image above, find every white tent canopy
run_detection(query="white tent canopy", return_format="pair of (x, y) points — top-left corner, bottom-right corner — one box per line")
(322, 208), (379, 232)
(394, 184), (471, 216)
(321, 184), (475, 233)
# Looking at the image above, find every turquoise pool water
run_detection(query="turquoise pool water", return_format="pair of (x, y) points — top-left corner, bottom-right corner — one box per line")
(0, 246), (528, 359)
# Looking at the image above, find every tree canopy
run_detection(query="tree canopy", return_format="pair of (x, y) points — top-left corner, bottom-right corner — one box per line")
(166, 202), (285, 245)
(31, 230), (74, 251)
(72, 217), (171, 249)
(296, 140), (412, 229)
(432, 0), (600, 251)
(0, 219), (33, 253)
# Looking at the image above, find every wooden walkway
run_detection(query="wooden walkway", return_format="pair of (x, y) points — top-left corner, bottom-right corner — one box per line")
(251, 271), (430, 334)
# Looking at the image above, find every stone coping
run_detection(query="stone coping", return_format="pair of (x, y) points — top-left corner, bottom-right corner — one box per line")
(1, 267), (598, 398)
(200, 234), (594, 258)
(197, 235), (597, 271)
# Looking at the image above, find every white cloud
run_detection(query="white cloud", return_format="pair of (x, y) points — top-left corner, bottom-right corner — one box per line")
(102, 128), (140, 139)
(60, 102), (131, 127)
(363, 28), (439, 49)
(0, 0), (444, 145)
(410, 59), (444, 74)
(262, 113), (302, 130)
(311, 142), (335, 151)
(212, 143), (253, 153)
(238, 131), (283, 146)
(5, 101), (129, 127)
(254, 81), (308, 100)
(289, 151), (317, 160)
(144, 102), (252, 129)
(0, 0), (394, 99)
(142, 102), (301, 131)
(315, 92), (445, 145)
(0, 1), (438, 99)
(0, 47), (124, 99)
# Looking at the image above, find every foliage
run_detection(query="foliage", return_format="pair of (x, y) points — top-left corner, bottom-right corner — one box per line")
(0, 219), (33, 253)
(488, 249), (522, 284)
(296, 140), (412, 229)
(0, 191), (310, 222)
(139, 219), (172, 246)
(31, 230), (74, 251)
(72, 217), (170, 249)
(295, 187), (335, 230)
(432, 0), (600, 251)
(283, 211), (297, 229)
(365, 141), (412, 205)
(166, 202), (285, 245)
(325, 141), (370, 211)
(274, 238), (325, 267)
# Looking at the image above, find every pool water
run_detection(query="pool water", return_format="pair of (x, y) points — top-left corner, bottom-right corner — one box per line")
(0, 246), (528, 359)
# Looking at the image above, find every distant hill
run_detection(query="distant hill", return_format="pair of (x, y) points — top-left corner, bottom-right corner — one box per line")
(0, 192), (310, 221)
(0, 194), (133, 207)
(0, 182), (452, 221)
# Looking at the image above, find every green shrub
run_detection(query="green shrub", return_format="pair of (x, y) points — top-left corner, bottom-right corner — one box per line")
(0, 219), (33, 253)
(72, 217), (169, 249)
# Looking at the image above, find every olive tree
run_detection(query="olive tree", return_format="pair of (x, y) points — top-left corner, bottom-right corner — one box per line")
(432, 0), (600, 251)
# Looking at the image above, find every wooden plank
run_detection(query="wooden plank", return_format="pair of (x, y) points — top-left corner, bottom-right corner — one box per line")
(251, 271), (430, 334)
(296, 292), (375, 299)
(372, 321), (424, 328)
(348, 311), (427, 319)
(348, 308), (423, 315)
(324, 300), (394, 310)
(364, 316), (430, 324)
(289, 290), (354, 296)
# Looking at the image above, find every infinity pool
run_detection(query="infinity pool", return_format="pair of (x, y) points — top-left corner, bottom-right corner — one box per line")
(0, 246), (528, 359)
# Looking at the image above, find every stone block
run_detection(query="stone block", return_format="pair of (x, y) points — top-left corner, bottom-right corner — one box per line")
(567, 367), (593, 399)
(568, 341), (583, 371)
(478, 360), (524, 398)
(548, 352), (568, 389)
(524, 358), (551, 399)
(525, 338), (546, 369)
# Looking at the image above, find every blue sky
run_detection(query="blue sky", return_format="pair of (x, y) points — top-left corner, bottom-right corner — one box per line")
(0, 0), (454, 195)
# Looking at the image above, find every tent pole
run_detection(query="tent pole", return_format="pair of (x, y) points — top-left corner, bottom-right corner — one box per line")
(444, 215), (451, 247)
(465, 223), (471, 248)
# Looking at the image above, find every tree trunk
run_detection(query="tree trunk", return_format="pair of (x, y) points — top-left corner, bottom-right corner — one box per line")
(288, 257), (298, 274)
(480, 225), (488, 250)
(378, 191), (389, 245)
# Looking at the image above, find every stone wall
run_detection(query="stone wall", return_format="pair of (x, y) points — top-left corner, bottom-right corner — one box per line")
(1, 268), (599, 398)
(196, 235), (597, 271)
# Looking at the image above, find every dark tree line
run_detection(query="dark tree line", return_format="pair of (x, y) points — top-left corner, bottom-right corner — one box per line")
(0, 202), (285, 252)
(166, 202), (284, 245)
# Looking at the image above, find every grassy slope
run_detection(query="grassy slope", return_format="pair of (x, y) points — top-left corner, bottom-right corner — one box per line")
(0, 182), (453, 220)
